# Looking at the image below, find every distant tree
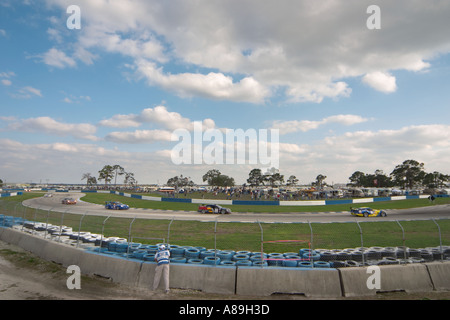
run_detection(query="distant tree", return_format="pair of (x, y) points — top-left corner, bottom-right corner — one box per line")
(81, 173), (97, 187)
(264, 172), (284, 187)
(349, 171), (366, 187)
(167, 175), (194, 189)
(422, 171), (449, 189)
(202, 169), (221, 186)
(112, 165), (125, 186)
(372, 169), (392, 187)
(390, 160), (425, 189)
(262, 167), (284, 187)
(124, 172), (136, 187)
(286, 175), (299, 186)
(98, 165), (114, 187)
(314, 174), (327, 190)
(247, 169), (264, 186)
(213, 174), (235, 187)
(202, 169), (234, 187)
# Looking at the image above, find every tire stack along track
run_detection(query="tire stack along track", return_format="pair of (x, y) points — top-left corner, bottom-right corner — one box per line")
(22, 193), (450, 223)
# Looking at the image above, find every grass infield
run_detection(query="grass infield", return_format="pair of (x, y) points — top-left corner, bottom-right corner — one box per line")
(1, 192), (449, 252)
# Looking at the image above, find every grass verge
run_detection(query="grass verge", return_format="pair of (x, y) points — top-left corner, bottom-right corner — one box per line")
(1, 193), (449, 253)
(80, 192), (450, 213)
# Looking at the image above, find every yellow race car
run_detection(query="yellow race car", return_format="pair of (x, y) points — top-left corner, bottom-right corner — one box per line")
(350, 207), (387, 217)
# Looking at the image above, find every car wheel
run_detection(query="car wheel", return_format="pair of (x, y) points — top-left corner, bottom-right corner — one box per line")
(220, 209), (226, 214)
(381, 211), (387, 217)
(363, 212), (368, 217)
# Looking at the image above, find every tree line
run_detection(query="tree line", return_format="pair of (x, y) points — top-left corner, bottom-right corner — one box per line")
(82, 159), (448, 190)
(349, 160), (449, 189)
(81, 165), (136, 188)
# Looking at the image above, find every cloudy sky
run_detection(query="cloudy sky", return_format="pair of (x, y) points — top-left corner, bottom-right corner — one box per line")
(1, 0), (449, 186)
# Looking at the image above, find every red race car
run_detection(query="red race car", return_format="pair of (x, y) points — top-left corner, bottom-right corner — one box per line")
(198, 204), (231, 214)
(61, 197), (77, 205)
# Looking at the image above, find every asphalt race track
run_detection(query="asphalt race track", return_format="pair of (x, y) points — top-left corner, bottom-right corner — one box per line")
(23, 193), (450, 223)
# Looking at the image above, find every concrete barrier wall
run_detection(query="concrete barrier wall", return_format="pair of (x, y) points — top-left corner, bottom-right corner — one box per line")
(339, 264), (434, 297)
(236, 267), (342, 298)
(137, 263), (237, 294)
(78, 252), (142, 287)
(1, 227), (449, 298)
(425, 262), (450, 291)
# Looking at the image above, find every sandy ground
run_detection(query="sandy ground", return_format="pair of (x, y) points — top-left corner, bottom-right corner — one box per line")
(1, 239), (449, 302)
(0, 240), (287, 301)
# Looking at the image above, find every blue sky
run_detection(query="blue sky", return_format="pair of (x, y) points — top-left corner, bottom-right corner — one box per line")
(1, 0), (449, 186)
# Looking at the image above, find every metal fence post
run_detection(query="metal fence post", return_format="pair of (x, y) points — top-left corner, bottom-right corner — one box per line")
(76, 213), (86, 248)
(167, 217), (174, 245)
(32, 207), (40, 234)
(356, 221), (365, 265)
(44, 209), (51, 239)
(307, 221), (314, 267)
(258, 220), (264, 267)
(214, 218), (218, 265)
(396, 220), (407, 260)
(127, 216), (137, 257)
(100, 215), (112, 248)
(432, 218), (443, 261)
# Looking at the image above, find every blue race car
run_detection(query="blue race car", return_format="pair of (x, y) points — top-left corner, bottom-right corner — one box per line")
(105, 201), (129, 210)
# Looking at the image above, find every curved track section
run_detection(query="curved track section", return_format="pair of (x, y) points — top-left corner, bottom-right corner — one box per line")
(23, 193), (450, 223)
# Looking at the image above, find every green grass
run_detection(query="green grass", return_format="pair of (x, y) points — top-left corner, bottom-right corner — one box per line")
(2, 193), (449, 253)
(80, 192), (450, 213)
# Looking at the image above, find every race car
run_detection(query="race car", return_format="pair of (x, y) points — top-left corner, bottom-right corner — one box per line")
(198, 204), (232, 214)
(61, 197), (77, 205)
(105, 201), (130, 210)
(350, 207), (387, 217)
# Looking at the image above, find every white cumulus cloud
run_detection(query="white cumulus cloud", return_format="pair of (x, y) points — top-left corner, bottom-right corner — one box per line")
(362, 72), (397, 93)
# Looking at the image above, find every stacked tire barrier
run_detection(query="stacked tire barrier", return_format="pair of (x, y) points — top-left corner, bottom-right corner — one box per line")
(2, 215), (450, 268)
(1, 215), (450, 297)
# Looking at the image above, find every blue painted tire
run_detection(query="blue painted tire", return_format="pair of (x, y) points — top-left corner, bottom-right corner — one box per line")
(116, 242), (129, 253)
(143, 254), (155, 261)
(252, 261), (268, 267)
(299, 248), (312, 256)
(236, 251), (252, 255)
(170, 257), (187, 263)
(199, 250), (216, 259)
(217, 251), (234, 261)
(133, 249), (148, 259)
(108, 242), (119, 252)
(269, 253), (284, 258)
(203, 256), (221, 265)
(185, 248), (200, 259)
(187, 258), (203, 264)
(232, 254), (250, 261)
(302, 252), (320, 261)
(220, 261), (236, 266)
(235, 260), (252, 266)
(170, 247), (186, 257)
(250, 253), (267, 262)
(282, 259), (298, 267)
(298, 261), (313, 268)
(313, 261), (331, 268)
(267, 253), (284, 266)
